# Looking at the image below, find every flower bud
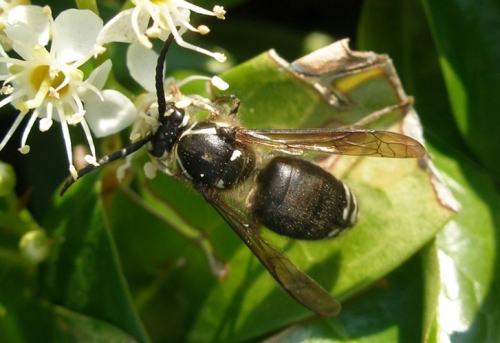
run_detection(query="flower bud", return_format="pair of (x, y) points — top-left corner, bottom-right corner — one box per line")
(19, 230), (50, 264)
(0, 161), (16, 197)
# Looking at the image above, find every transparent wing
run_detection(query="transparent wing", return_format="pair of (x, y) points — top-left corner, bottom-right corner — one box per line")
(204, 191), (341, 316)
(235, 128), (426, 158)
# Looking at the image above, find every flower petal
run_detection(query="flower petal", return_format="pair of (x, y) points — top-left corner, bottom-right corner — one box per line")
(85, 90), (137, 137)
(97, 8), (149, 45)
(85, 59), (112, 91)
(51, 9), (103, 63)
(4, 6), (50, 60)
(126, 43), (158, 92)
(6, 5), (50, 46)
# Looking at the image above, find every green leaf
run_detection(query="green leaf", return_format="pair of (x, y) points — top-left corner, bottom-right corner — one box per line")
(75, 0), (99, 14)
(106, 177), (219, 343)
(421, 240), (441, 340)
(421, 0), (500, 180)
(358, 0), (468, 153)
(38, 170), (149, 342)
(359, 0), (500, 341)
(264, 246), (431, 342)
(18, 300), (139, 343)
(432, 145), (500, 342)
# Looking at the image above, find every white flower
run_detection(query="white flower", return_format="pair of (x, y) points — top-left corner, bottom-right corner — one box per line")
(97, 0), (227, 62)
(127, 42), (228, 175)
(0, 0), (32, 37)
(127, 42), (228, 129)
(0, 6), (137, 178)
(0, 0), (34, 64)
(0, 0), (31, 23)
(79, 61), (137, 139)
(114, 42), (229, 180)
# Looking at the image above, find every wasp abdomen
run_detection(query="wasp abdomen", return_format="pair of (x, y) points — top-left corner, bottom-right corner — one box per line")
(249, 156), (358, 240)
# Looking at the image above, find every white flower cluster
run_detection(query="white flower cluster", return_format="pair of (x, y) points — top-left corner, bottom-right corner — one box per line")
(0, 0), (227, 178)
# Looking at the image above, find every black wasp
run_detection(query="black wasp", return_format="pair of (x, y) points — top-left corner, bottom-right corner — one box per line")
(61, 35), (426, 316)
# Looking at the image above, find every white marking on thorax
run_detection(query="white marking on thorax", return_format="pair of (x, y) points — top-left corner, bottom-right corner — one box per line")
(230, 149), (242, 161)
(180, 123), (217, 139)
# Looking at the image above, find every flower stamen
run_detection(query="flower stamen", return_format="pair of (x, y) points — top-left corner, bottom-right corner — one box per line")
(0, 112), (26, 151)
(98, 1), (227, 61)
(162, 8), (226, 62)
(20, 111), (39, 153)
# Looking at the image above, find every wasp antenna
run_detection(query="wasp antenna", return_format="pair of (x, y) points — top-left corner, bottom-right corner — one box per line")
(156, 34), (176, 121)
(60, 135), (153, 196)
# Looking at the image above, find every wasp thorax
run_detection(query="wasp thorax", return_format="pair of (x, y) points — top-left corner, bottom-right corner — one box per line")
(175, 122), (255, 189)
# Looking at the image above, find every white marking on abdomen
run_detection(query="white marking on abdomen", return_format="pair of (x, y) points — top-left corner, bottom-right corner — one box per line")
(342, 183), (351, 222)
